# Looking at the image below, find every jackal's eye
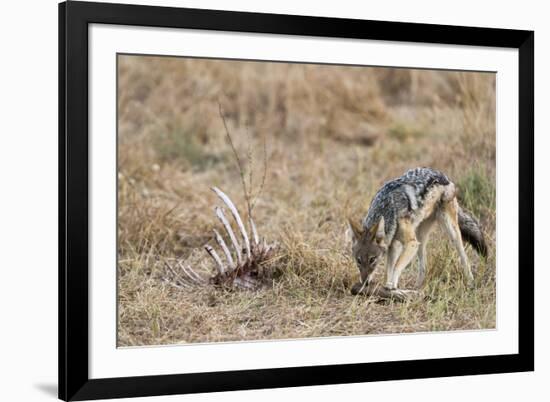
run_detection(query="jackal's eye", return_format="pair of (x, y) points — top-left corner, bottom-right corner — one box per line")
(356, 256), (363, 265)
(368, 256), (377, 266)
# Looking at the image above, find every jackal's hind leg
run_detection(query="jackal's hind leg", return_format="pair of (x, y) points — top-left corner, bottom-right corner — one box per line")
(416, 242), (427, 289)
(439, 198), (474, 285)
(415, 216), (436, 288)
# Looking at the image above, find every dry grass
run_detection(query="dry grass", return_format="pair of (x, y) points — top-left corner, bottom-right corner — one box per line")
(117, 55), (496, 347)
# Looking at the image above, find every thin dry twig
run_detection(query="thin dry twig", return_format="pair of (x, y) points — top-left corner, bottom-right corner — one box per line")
(251, 120), (268, 212)
(217, 98), (268, 216)
(218, 100), (252, 219)
(246, 121), (254, 203)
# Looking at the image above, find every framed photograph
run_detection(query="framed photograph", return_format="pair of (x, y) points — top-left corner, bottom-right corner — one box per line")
(59, 1), (534, 400)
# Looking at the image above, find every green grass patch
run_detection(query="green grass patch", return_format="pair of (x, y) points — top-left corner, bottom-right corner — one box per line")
(456, 166), (495, 219)
(154, 127), (225, 170)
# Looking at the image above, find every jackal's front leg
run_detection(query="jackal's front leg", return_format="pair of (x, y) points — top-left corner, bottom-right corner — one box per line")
(385, 240), (402, 290)
(385, 239), (419, 290)
(386, 219), (419, 290)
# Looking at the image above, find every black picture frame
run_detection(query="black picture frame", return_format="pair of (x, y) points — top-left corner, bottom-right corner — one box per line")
(59, 1), (534, 400)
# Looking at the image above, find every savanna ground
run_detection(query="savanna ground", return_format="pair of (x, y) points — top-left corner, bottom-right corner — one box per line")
(117, 55), (496, 346)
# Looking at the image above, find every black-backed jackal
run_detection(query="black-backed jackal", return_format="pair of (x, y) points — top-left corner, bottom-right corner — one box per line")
(349, 167), (487, 294)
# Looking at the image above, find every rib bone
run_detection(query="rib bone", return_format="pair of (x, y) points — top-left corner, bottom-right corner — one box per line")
(204, 244), (225, 274)
(215, 206), (242, 265)
(212, 187), (251, 259)
(213, 229), (235, 269)
(164, 261), (186, 285)
(162, 278), (191, 290)
(177, 260), (206, 284)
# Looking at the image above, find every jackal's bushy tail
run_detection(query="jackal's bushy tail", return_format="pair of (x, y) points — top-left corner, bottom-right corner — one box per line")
(458, 206), (487, 257)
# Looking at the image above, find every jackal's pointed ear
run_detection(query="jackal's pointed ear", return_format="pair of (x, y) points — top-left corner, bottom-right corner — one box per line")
(369, 217), (385, 244)
(347, 218), (364, 243)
